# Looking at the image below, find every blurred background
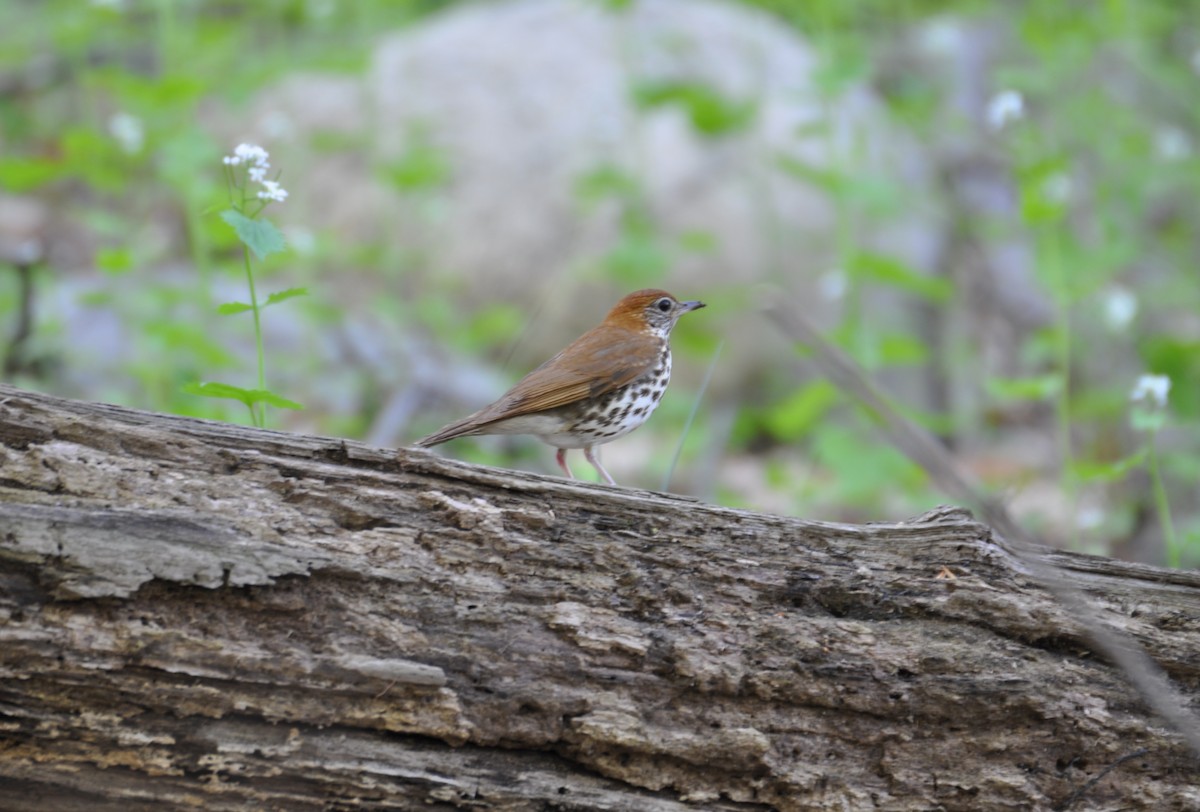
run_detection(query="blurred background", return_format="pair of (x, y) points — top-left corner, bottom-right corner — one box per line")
(2, 0), (1198, 565)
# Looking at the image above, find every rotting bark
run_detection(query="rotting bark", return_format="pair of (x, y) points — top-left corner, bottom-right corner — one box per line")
(0, 383), (1197, 812)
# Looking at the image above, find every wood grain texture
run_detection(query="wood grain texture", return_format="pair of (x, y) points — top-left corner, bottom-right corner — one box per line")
(0, 383), (1197, 811)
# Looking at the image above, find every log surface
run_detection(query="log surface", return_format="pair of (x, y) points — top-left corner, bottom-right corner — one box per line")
(0, 383), (1198, 811)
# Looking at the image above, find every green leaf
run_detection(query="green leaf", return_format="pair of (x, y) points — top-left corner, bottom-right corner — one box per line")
(183, 382), (303, 410)
(1140, 337), (1200, 418)
(632, 81), (756, 136)
(850, 253), (952, 302)
(776, 155), (847, 195)
(603, 229), (667, 283)
(814, 423), (925, 504)
(1017, 157), (1070, 225)
(777, 156), (902, 213)
(878, 333), (928, 365)
(254, 390), (305, 410)
(1130, 407), (1167, 434)
(986, 374), (1063, 401)
(61, 126), (126, 191)
(678, 230), (718, 254)
(95, 248), (133, 274)
(183, 381), (257, 406)
(0, 156), (63, 191)
(264, 287), (309, 307)
(574, 165), (638, 204)
(465, 304), (522, 348)
(220, 210), (286, 260)
(764, 381), (839, 441)
(1071, 451), (1146, 483)
(216, 302), (254, 315)
(383, 143), (450, 191)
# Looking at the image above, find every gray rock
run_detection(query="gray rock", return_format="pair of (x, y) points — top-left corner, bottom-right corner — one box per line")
(228, 0), (938, 399)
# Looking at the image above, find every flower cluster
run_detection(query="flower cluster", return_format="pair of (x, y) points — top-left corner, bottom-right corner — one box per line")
(223, 143), (288, 203)
(1130, 374), (1171, 409)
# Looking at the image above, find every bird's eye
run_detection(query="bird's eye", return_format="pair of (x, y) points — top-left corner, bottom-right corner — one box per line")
(656, 298), (672, 312)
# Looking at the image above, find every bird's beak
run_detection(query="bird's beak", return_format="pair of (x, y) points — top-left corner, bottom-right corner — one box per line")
(681, 300), (706, 312)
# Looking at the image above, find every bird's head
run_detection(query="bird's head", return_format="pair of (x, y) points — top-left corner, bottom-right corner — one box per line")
(605, 289), (706, 337)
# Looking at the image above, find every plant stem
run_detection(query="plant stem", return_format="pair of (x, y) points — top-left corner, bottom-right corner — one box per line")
(662, 341), (723, 492)
(1147, 438), (1178, 567)
(1042, 227), (1077, 546)
(242, 244), (266, 427)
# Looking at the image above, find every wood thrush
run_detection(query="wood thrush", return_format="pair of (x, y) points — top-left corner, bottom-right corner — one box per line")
(416, 288), (706, 485)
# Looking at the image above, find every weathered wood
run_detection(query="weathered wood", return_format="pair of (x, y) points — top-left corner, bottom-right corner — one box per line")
(0, 383), (1197, 811)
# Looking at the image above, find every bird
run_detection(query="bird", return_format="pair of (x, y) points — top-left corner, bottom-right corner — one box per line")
(415, 288), (706, 485)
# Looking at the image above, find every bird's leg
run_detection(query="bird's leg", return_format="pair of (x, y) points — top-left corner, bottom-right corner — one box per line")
(555, 448), (575, 479)
(584, 446), (617, 486)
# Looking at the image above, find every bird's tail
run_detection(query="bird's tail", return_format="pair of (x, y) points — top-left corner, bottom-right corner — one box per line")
(414, 416), (481, 448)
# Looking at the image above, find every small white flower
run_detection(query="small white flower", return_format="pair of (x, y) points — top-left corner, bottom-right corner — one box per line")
(248, 166), (267, 183)
(224, 142), (270, 168)
(236, 143), (269, 166)
(256, 179), (288, 202)
(1041, 172), (1072, 204)
(1075, 504), (1105, 531)
(917, 19), (959, 58)
(819, 268), (847, 301)
(1130, 374), (1171, 408)
(1154, 126), (1191, 161)
(986, 89), (1024, 131)
(1101, 287), (1137, 332)
(107, 112), (143, 154)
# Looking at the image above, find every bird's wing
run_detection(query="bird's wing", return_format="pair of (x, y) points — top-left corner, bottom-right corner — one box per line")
(476, 328), (660, 420)
(414, 328), (659, 447)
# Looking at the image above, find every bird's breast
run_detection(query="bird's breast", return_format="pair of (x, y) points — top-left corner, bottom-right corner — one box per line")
(551, 346), (672, 448)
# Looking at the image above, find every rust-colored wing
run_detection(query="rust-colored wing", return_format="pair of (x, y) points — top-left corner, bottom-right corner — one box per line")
(485, 327), (661, 416)
(416, 326), (660, 446)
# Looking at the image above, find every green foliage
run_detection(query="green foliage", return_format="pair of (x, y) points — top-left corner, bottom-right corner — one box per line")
(1140, 338), (1200, 419)
(986, 374), (1064, 402)
(384, 142), (452, 192)
(264, 287), (309, 308)
(182, 381), (303, 411)
(764, 382), (838, 442)
(3, 0), (1199, 566)
(777, 157), (903, 215)
(190, 151), (304, 427)
(632, 81), (757, 137)
(573, 165), (671, 284)
(602, 216), (669, 282)
(0, 156), (63, 191)
(849, 253), (952, 303)
(220, 211), (287, 261)
(464, 304), (523, 352)
(95, 248), (134, 275)
(575, 166), (639, 203)
(812, 422), (926, 507)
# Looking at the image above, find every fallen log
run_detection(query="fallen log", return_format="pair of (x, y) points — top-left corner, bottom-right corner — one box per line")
(0, 383), (1197, 810)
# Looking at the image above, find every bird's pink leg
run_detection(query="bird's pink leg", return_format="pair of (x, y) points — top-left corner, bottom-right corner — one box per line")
(584, 446), (616, 486)
(555, 448), (574, 479)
